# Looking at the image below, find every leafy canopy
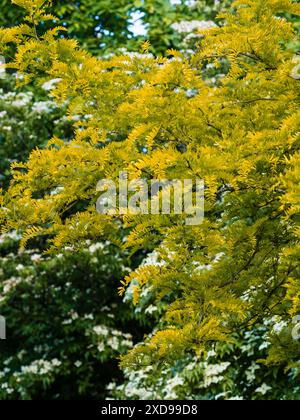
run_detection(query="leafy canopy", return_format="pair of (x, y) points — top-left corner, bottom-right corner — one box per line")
(0, 0), (300, 370)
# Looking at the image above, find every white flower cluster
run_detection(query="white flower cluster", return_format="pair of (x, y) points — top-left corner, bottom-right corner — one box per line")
(171, 20), (216, 34)
(255, 383), (272, 396)
(271, 315), (288, 335)
(20, 358), (62, 376)
(92, 325), (133, 352)
(108, 366), (158, 400)
(0, 91), (33, 107)
(62, 310), (80, 325)
(141, 251), (166, 268)
(0, 88), (56, 114)
(0, 358), (63, 396)
(0, 231), (22, 244)
(31, 101), (56, 114)
(109, 356), (232, 400)
(41, 78), (62, 91)
(88, 242), (106, 253)
(0, 272), (34, 303)
(118, 49), (153, 60)
(203, 362), (230, 387)
(245, 362), (261, 382)
(164, 375), (185, 399)
(0, 385), (14, 394)
(1, 277), (23, 296)
(93, 325), (109, 336)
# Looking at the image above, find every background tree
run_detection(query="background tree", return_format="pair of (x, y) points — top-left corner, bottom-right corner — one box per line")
(0, 0), (231, 54)
(0, 234), (139, 400)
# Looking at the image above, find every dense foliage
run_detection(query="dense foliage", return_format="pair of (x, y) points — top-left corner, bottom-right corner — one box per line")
(110, 256), (300, 400)
(0, 0), (300, 400)
(0, 232), (140, 399)
(0, 0), (227, 401)
(111, 328), (300, 400)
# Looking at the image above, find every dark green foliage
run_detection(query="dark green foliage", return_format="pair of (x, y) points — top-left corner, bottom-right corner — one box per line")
(0, 235), (144, 399)
(0, 0), (231, 54)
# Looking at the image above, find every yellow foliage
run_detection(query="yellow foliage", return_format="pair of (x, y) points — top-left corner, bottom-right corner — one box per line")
(0, 0), (300, 367)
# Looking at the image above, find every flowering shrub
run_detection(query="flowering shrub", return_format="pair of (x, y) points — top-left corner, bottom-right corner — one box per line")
(0, 232), (142, 400)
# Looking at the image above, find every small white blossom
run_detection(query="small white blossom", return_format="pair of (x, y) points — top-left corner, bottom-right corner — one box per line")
(171, 20), (216, 34)
(255, 384), (272, 396)
(41, 78), (62, 91)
